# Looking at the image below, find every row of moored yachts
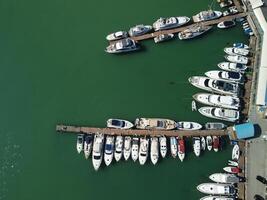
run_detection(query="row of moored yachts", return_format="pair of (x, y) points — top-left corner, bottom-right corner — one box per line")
(77, 133), (222, 171)
(189, 43), (250, 122)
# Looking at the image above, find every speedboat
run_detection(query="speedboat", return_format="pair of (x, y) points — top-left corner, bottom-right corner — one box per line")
(193, 137), (201, 157)
(178, 25), (212, 40)
(135, 118), (177, 130)
(123, 136), (131, 160)
(198, 107), (240, 122)
(223, 166), (241, 174)
(228, 160), (238, 167)
(225, 55), (249, 65)
(213, 136), (220, 152)
(218, 62), (247, 73)
(177, 137), (185, 162)
(188, 76), (240, 96)
(197, 183), (236, 195)
(193, 93), (240, 110)
(217, 20), (235, 29)
(139, 137), (149, 165)
(205, 70), (243, 83)
(170, 137), (178, 158)
(177, 121), (202, 130)
(153, 16), (190, 31)
(84, 134), (93, 159)
(105, 38), (140, 54)
(131, 137), (139, 162)
(232, 144), (240, 160)
(154, 34), (174, 43)
(200, 196), (235, 200)
(193, 10), (222, 22)
(206, 136), (213, 151)
(129, 24), (153, 37)
(209, 173), (240, 183)
(76, 134), (84, 154)
(159, 136), (167, 158)
(107, 119), (134, 129)
(192, 100), (197, 111)
(104, 136), (114, 166)
(233, 42), (249, 49)
(106, 31), (128, 41)
(150, 137), (159, 165)
(205, 122), (227, 130)
(92, 133), (104, 171)
(224, 47), (249, 56)
(114, 136), (123, 161)
(201, 136), (206, 151)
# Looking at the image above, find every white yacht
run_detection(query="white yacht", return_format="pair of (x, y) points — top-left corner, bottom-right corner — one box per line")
(189, 76), (240, 96)
(193, 10), (222, 22)
(217, 20), (236, 29)
(225, 55), (249, 65)
(159, 136), (167, 158)
(114, 136), (123, 161)
(193, 93), (240, 110)
(233, 42), (249, 49)
(135, 118), (177, 130)
(200, 196), (235, 200)
(177, 137), (185, 162)
(139, 137), (149, 165)
(206, 136), (213, 151)
(201, 136), (206, 151)
(105, 38), (140, 54)
(154, 34), (174, 43)
(205, 122), (226, 130)
(123, 136), (131, 160)
(129, 24), (152, 37)
(106, 31), (128, 41)
(198, 106), (239, 122)
(209, 173), (240, 183)
(170, 137), (178, 158)
(193, 137), (201, 157)
(107, 119), (134, 129)
(177, 121), (202, 130)
(205, 70), (243, 83)
(76, 134), (84, 154)
(224, 47), (249, 56)
(150, 137), (159, 165)
(197, 183), (236, 195)
(153, 16), (190, 31)
(92, 133), (104, 171)
(104, 136), (114, 166)
(84, 134), (93, 159)
(218, 62), (247, 72)
(131, 137), (139, 162)
(232, 144), (240, 160)
(178, 25), (212, 40)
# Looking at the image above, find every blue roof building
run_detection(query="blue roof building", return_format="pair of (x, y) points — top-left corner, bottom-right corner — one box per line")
(228, 123), (255, 140)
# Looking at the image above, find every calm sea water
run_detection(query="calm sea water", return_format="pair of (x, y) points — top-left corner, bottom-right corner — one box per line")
(0, 0), (247, 199)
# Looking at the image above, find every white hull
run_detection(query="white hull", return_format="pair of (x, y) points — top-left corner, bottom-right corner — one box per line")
(200, 196), (235, 200)
(193, 137), (201, 157)
(135, 118), (177, 130)
(198, 106), (239, 122)
(131, 137), (139, 162)
(206, 136), (213, 151)
(159, 136), (167, 158)
(107, 119), (134, 129)
(218, 62), (247, 73)
(129, 25), (152, 37)
(217, 20), (235, 29)
(150, 137), (159, 165)
(84, 143), (92, 159)
(76, 134), (84, 154)
(205, 70), (243, 83)
(197, 183), (236, 195)
(105, 38), (139, 54)
(92, 134), (104, 171)
(223, 166), (240, 174)
(114, 136), (123, 162)
(232, 144), (240, 160)
(193, 10), (222, 22)
(139, 138), (149, 165)
(177, 121), (202, 130)
(104, 136), (114, 166)
(209, 173), (239, 183)
(213, 136), (219, 152)
(123, 136), (131, 161)
(106, 31), (128, 41)
(228, 160), (238, 167)
(225, 55), (249, 65)
(224, 47), (249, 56)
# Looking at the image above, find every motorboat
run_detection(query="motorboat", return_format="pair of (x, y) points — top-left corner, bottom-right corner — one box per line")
(218, 62), (247, 73)
(205, 70), (243, 83)
(193, 93), (240, 110)
(105, 38), (140, 54)
(92, 133), (104, 171)
(224, 47), (249, 56)
(213, 136), (220, 152)
(107, 119), (134, 129)
(228, 160), (238, 167)
(131, 137), (139, 162)
(206, 136), (213, 151)
(198, 107), (240, 122)
(197, 183), (236, 195)
(177, 121), (202, 130)
(154, 34), (174, 43)
(139, 137), (149, 165)
(135, 118), (177, 130)
(106, 31), (128, 41)
(200, 196), (235, 200)
(178, 25), (212, 40)
(217, 20), (235, 29)
(232, 144), (240, 160)
(233, 43), (249, 49)
(84, 134), (93, 159)
(159, 136), (167, 158)
(223, 166), (241, 174)
(129, 24), (153, 37)
(123, 136), (131, 161)
(170, 137), (178, 158)
(193, 137), (201, 157)
(177, 136), (185, 161)
(223, 6), (238, 16)
(219, 0), (233, 8)
(150, 137), (159, 165)
(104, 136), (114, 166)
(225, 55), (249, 65)
(193, 10), (222, 22)
(188, 76), (240, 96)
(209, 173), (240, 183)
(192, 100), (197, 111)
(76, 134), (84, 154)
(205, 122), (226, 130)
(114, 136), (123, 161)
(201, 136), (206, 151)
(153, 16), (190, 31)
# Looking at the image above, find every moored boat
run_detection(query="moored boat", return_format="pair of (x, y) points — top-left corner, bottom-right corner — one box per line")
(107, 119), (134, 129)
(114, 136), (123, 161)
(218, 62), (247, 73)
(76, 134), (84, 154)
(84, 134), (93, 159)
(228, 160), (238, 167)
(205, 70), (243, 83)
(104, 136), (115, 166)
(205, 122), (226, 130)
(201, 136), (206, 151)
(225, 55), (249, 65)
(92, 133), (104, 171)
(217, 20), (235, 29)
(170, 137), (178, 158)
(192, 100), (197, 111)
(213, 136), (220, 152)
(177, 121), (202, 130)
(150, 137), (159, 165)
(193, 10), (222, 22)
(197, 183), (236, 195)
(106, 31), (128, 41)
(209, 173), (240, 183)
(219, 0), (233, 8)
(139, 137), (149, 165)
(200, 196), (235, 200)
(177, 136), (185, 162)
(206, 136), (213, 151)
(154, 34), (174, 43)
(159, 136), (167, 158)
(232, 144), (240, 160)
(178, 25), (212, 40)
(123, 136), (131, 161)
(129, 24), (152, 37)
(131, 137), (139, 162)
(193, 137), (201, 157)
(233, 42), (249, 49)
(135, 118), (177, 130)
(223, 166), (241, 174)
(105, 38), (140, 54)
(224, 47), (249, 56)
(153, 16), (190, 31)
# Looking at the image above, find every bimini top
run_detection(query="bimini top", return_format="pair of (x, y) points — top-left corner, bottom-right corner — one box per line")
(229, 123), (255, 140)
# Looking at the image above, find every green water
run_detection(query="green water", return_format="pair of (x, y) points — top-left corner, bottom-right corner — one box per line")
(0, 0), (248, 199)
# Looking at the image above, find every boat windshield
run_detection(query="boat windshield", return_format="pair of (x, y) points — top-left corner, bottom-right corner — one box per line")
(105, 144), (113, 151)
(204, 79), (210, 87)
(93, 155), (101, 160)
(157, 121), (164, 127)
(218, 71), (223, 78)
(111, 120), (125, 127)
(229, 72), (240, 79)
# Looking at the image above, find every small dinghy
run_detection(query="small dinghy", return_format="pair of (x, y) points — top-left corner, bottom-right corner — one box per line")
(177, 121), (202, 130)
(170, 137), (178, 158)
(123, 136), (132, 161)
(114, 136), (123, 161)
(218, 62), (247, 73)
(223, 166), (241, 174)
(84, 134), (93, 159)
(192, 100), (197, 111)
(150, 137), (159, 165)
(200, 196), (235, 200)
(104, 136), (115, 166)
(154, 34), (174, 43)
(76, 134), (84, 154)
(206, 136), (213, 151)
(217, 20), (236, 29)
(213, 136), (219, 152)
(209, 173), (240, 183)
(197, 183), (236, 195)
(193, 137), (201, 157)
(159, 136), (167, 158)
(225, 55), (249, 65)
(233, 42), (249, 49)
(201, 136), (206, 151)
(205, 70), (243, 83)
(106, 31), (128, 41)
(232, 144), (240, 160)
(131, 137), (139, 162)
(224, 47), (249, 56)
(228, 160), (238, 167)
(177, 136), (185, 162)
(205, 122), (227, 130)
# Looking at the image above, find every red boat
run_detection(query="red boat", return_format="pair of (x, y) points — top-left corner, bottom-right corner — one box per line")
(213, 136), (219, 152)
(177, 137), (185, 162)
(223, 166), (241, 174)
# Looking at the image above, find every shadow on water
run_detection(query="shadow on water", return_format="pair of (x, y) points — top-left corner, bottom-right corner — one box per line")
(253, 124), (262, 138)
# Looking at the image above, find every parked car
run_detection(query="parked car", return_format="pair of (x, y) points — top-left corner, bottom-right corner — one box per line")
(256, 175), (267, 185)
